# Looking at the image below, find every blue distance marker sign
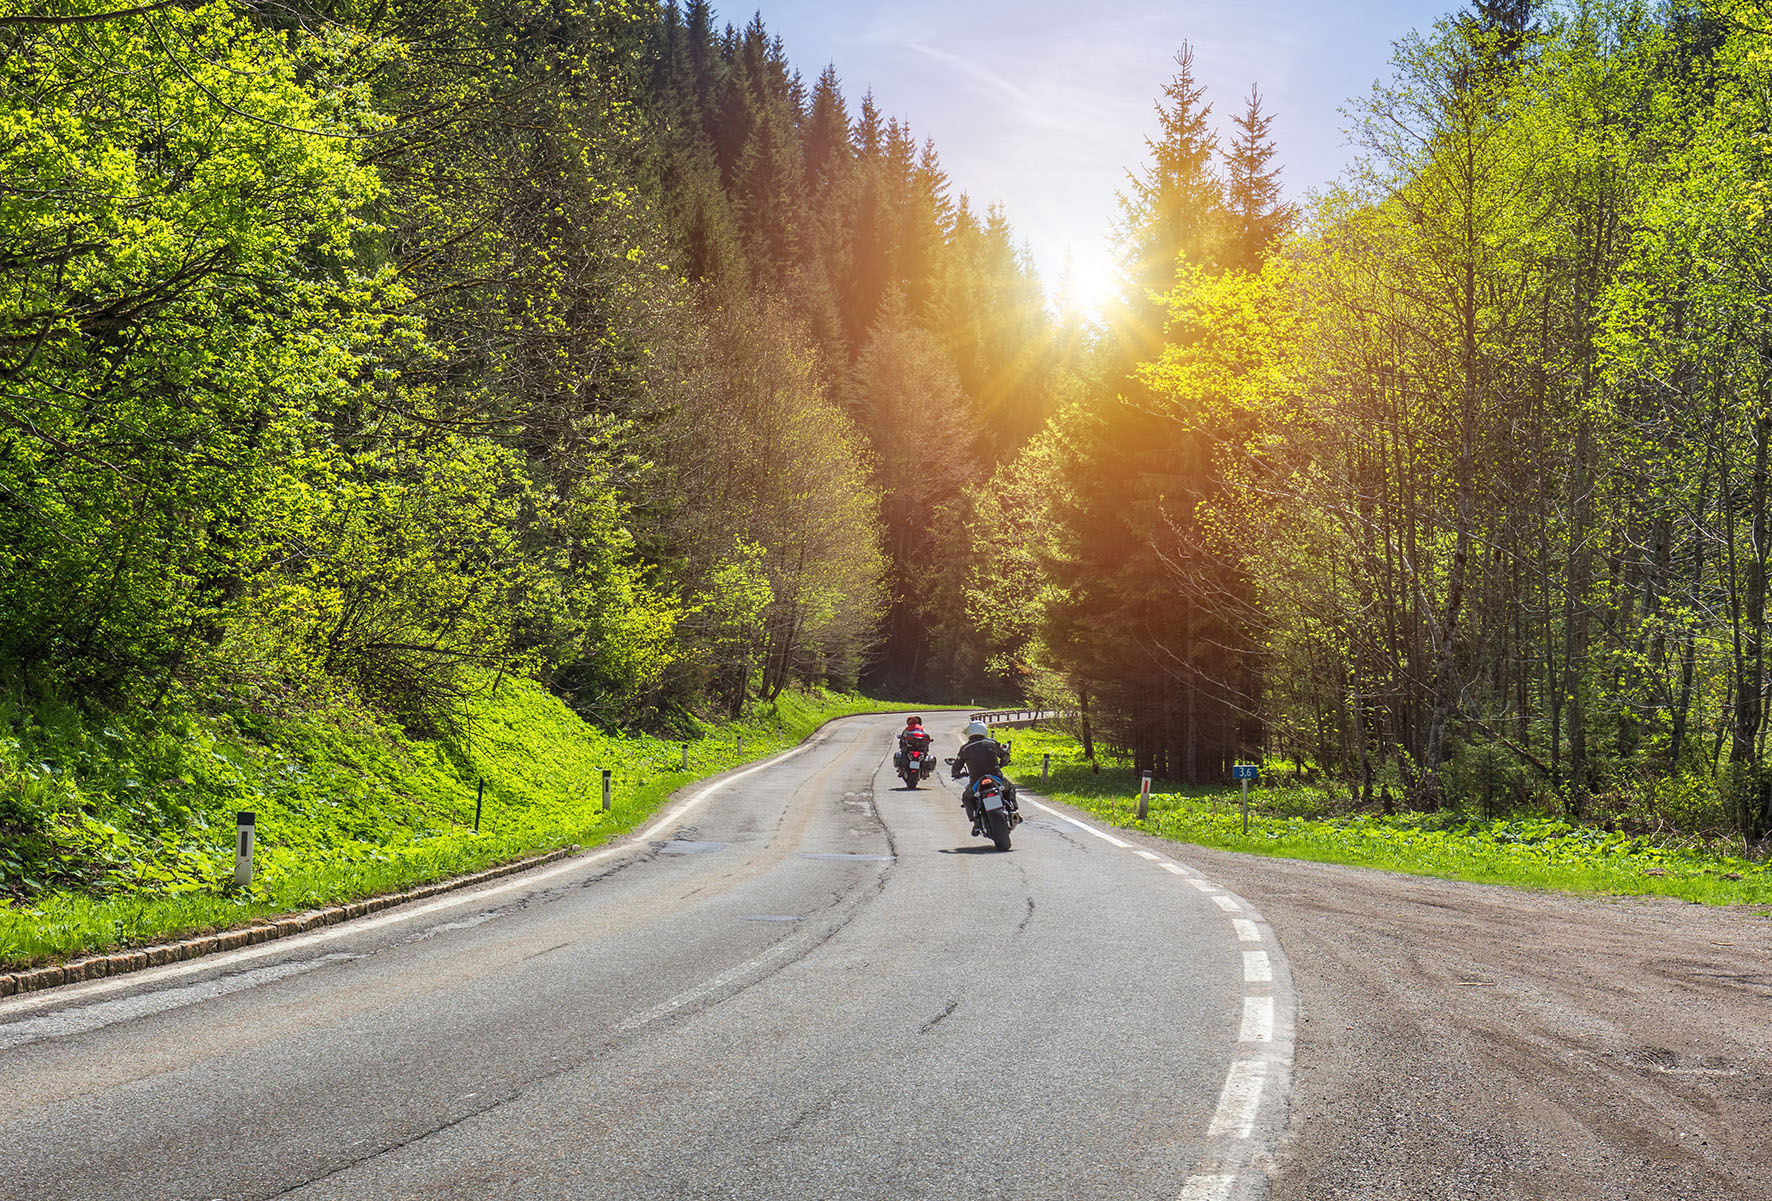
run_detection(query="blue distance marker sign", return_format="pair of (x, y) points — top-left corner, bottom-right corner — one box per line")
(1231, 764), (1259, 781)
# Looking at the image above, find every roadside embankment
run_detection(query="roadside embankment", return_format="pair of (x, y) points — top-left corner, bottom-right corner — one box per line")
(0, 682), (919, 971)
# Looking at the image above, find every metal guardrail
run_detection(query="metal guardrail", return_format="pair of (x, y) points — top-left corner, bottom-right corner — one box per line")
(967, 708), (1068, 725)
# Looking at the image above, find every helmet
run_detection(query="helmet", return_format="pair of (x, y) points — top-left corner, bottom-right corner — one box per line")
(906, 715), (922, 727)
(965, 720), (988, 737)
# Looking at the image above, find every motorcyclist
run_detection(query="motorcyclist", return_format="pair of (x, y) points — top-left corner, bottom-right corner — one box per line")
(896, 715), (933, 777)
(950, 720), (1015, 834)
(898, 715), (932, 755)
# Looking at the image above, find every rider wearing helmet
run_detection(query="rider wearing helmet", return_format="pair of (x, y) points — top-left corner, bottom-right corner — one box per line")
(896, 714), (934, 777)
(951, 720), (1015, 833)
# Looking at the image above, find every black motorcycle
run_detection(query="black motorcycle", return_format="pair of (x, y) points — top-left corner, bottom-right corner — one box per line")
(946, 758), (1020, 851)
(895, 738), (935, 788)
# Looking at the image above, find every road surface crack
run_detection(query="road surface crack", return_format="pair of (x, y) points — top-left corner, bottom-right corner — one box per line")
(918, 998), (960, 1034)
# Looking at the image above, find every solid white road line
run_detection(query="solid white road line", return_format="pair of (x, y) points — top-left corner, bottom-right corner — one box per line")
(1019, 796), (1133, 847)
(0, 739), (825, 1018)
(1211, 895), (1242, 913)
(1231, 918), (1261, 943)
(1178, 1175), (1236, 1201)
(1239, 996), (1275, 1043)
(1207, 1060), (1268, 1138)
(0, 954), (359, 1052)
(1243, 950), (1272, 983)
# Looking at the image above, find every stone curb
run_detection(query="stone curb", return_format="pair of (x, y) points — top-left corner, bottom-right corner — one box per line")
(0, 845), (581, 1000)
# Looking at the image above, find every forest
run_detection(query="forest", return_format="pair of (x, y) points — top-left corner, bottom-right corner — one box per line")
(6, 0), (1772, 866)
(0, 0), (1074, 734)
(983, 0), (1772, 848)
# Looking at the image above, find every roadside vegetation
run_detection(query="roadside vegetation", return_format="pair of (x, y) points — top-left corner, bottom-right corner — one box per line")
(0, 682), (902, 970)
(1008, 727), (1772, 907)
(0, 4), (1041, 968)
(982, 3), (1772, 854)
(17, 0), (1772, 968)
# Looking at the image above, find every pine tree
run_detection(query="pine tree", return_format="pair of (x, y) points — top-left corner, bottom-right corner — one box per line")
(1467, 0), (1539, 60)
(1223, 85), (1294, 272)
(1119, 44), (1222, 272)
(1113, 43), (1225, 358)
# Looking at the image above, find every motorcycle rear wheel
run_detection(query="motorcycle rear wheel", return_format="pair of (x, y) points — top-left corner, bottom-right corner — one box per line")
(984, 809), (1011, 851)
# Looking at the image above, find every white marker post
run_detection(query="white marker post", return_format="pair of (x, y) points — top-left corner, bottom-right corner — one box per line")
(1041, 753), (1050, 782)
(601, 769), (612, 813)
(1138, 770), (1152, 821)
(233, 811), (256, 890)
(736, 735), (744, 755)
(1232, 763), (1260, 833)
(681, 744), (689, 771)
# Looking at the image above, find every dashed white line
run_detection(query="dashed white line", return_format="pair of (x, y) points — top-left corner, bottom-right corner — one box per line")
(618, 936), (805, 1032)
(1015, 789), (1291, 1197)
(1239, 995), (1275, 1043)
(1177, 1175), (1236, 1201)
(1207, 1059), (1268, 1138)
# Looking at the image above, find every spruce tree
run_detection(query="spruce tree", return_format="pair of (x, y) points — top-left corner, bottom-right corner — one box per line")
(1113, 43), (1225, 358)
(1223, 85), (1294, 272)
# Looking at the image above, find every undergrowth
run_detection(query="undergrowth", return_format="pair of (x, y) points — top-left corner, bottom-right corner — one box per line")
(0, 680), (906, 969)
(1007, 728), (1772, 907)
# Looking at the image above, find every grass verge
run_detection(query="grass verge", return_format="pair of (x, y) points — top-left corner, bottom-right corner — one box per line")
(1, 683), (929, 970)
(1007, 727), (1772, 907)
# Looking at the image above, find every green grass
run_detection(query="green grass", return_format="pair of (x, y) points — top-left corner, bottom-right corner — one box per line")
(1007, 728), (1772, 907)
(0, 682), (927, 970)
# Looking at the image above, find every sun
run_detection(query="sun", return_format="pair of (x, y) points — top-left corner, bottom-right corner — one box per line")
(1055, 248), (1120, 324)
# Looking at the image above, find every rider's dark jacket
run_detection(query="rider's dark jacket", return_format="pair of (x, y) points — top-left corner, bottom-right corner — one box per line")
(951, 735), (1009, 783)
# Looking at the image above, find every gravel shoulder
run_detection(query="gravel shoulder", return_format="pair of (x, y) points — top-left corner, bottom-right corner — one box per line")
(1088, 820), (1772, 1200)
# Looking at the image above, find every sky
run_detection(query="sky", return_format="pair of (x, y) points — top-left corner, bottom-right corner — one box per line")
(750, 0), (1459, 309)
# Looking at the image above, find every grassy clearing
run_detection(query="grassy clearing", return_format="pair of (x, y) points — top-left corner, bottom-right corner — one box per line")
(1006, 727), (1772, 907)
(0, 682), (920, 969)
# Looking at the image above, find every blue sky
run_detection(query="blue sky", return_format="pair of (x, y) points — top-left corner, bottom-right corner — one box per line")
(749, 0), (1458, 305)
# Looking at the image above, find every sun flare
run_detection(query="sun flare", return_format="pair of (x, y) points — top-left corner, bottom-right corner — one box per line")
(1057, 248), (1120, 322)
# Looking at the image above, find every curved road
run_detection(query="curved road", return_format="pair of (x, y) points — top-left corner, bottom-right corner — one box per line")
(0, 712), (1292, 1201)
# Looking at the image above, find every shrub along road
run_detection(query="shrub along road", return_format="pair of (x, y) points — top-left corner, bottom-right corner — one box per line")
(0, 713), (1288, 1201)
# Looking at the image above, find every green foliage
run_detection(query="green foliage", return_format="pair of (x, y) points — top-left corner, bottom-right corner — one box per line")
(0, 2), (390, 698)
(1010, 727), (1772, 906)
(0, 677), (900, 967)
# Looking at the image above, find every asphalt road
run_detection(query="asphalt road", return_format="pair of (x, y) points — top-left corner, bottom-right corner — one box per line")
(1180, 840), (1772, 1201)
(0, 713), (1290, 1201)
